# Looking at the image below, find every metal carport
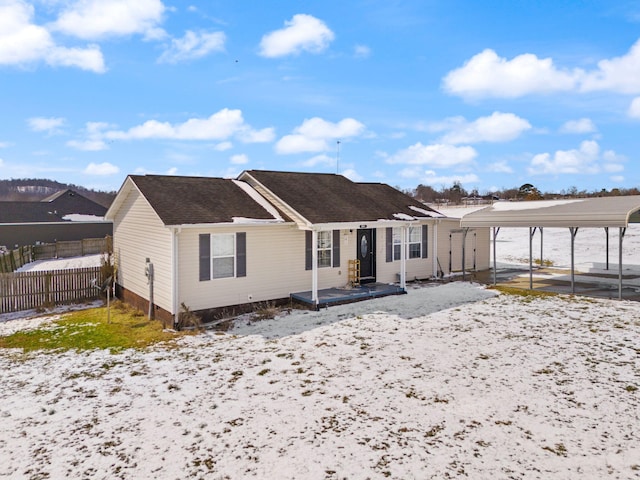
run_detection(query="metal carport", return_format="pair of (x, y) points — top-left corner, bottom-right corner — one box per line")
(460, 196), (640, 299)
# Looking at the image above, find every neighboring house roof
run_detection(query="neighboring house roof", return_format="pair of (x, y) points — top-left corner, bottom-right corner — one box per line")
(121, 175), (288, 226)
(0, 189), (107, 224)
(0, 202), (66, 223)
(460, 196), (640, 228)
(240, 170), (444, 225)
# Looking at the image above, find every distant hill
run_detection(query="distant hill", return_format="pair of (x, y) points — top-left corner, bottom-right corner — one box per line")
(0, 179), (116, 208)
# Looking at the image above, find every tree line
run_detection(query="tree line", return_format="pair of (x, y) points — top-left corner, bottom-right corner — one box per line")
(402, 181), (640, 205)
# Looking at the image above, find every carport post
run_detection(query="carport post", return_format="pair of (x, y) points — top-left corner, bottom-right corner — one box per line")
(619, 227), (626, 300)
(529, 227), (537, 290)
(540, 227), (544, 267)
(492, 226), (500, 285)
(462, 228), (468, 281)
(605, 227), (609, 270)
(569, 227), (578, 294)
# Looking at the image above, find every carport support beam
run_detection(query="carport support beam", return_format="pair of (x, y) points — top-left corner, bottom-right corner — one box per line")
(492, 226), (500, 285)
(619, 227), (626, 300)
(605, 227), (609, 270)
(570, 227), (578, 294)
(529, 227), (537, 290)
(462, 228), (468, 281)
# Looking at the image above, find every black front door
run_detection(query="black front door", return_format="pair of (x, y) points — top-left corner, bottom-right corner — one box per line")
(357, 229), (376, 282)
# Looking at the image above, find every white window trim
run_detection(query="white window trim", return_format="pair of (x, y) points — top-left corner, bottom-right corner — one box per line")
(317, 230), (332, 268)
(393, 226), (421, 261)
(211, 233), (236, 279)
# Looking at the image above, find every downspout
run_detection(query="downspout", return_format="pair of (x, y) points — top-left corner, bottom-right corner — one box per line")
(172, 227), (180, 328)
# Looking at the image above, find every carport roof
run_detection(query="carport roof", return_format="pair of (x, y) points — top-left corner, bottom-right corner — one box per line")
(460, 196), (640, 228)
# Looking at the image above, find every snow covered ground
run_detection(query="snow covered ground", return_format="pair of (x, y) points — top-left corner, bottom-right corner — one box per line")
(15, 253), (103, 272)
(1, 223), (640, 479)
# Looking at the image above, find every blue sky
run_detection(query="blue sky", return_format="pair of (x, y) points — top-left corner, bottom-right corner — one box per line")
(2, 1), (640, 194)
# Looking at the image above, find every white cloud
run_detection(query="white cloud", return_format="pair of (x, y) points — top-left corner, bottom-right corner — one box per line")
(276, 117), (365, 154)
(28, 116), (65, 133)
(259, 14), (334, 58)
(560, 118), (597, 134)
(443, 49), (579, 98)
(580, 39), (640, 94)
(528, 140), (624, 175)
(105, 109), (271, 143)
(67, 121), (111, 150)
(400, 168), (479, 186)
(0, 1), (105, 73)
(611, 175), (625, 183)
(431, 112), (531, 144)
(230, 154), (248, 165)
(237, 127), (276, 143)
(51, 0), (166, 40)
(487, 161), (513, 173)
(341, 168), (363, 182)
(300, 154), (334, 167)
(214, 141), (233, 151)
(354, 44), (371, 59)
(83, 162), (119, 175)
(0, 142), (9, 148)
(386, 143), (477, 168)
(67, 139), (107, 151)
(444, 39), (640, 99)
(166, 167), (178, 175)
(628, 97), (640, 118)
(158, 30), (225, 63)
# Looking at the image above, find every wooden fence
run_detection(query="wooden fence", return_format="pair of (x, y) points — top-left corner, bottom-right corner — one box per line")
(0, 267), (104, 314)
(33, 237), (109, 261)
(0, 246), (34, 274)
(0, 237), (110, 274)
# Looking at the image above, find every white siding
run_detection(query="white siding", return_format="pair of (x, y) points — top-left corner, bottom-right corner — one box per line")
(437, 219), (490, 274)
(375, 224), (435, 283)
(178, 226), (353, 311)
(112, 188), (173, 312)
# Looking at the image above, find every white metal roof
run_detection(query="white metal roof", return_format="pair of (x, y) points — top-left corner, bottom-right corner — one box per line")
(460, 196), (640, 228)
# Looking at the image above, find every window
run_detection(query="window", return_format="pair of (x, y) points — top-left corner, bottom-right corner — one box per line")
(317, 230), (332, 268)
(212, 234), (235, 278)
(392, 226), (422, 260)
(408, 226), (422, 259)
(392, 228), (402, 261)
(199, 233), (247, 281)
(305, 230), (340, 270)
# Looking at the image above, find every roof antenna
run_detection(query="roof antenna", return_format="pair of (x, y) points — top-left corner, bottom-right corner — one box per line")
(336, 140), (341, 174)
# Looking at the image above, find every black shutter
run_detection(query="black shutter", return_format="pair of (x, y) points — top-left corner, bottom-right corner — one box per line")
(199, 234), (210, 281)
(332, 230), (340, 267)
(236, 232), (246, 277)
(422, 225), (429, 258)
(385, 227), (393, 263)
(305, 230), (312, 270)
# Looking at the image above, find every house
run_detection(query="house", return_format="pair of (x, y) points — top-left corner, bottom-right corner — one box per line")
(0, 189), (112, 249)
(105, 171), (489, 324)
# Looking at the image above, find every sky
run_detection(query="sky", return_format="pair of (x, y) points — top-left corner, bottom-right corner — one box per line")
(2, 1), (640, 194)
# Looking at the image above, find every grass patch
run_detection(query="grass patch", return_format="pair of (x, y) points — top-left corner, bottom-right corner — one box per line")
(0, 302), (192, 353)
(490, 285), (559, 299)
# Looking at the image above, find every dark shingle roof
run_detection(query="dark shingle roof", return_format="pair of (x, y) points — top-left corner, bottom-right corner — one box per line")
(244, 170), (441, 224)
(0, 202), (65, 223)
(129, 175), (285, 225)
(0, 189), (106, 223)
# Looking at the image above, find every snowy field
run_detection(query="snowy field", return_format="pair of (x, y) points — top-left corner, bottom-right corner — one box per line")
(1, 223), (640, 478)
